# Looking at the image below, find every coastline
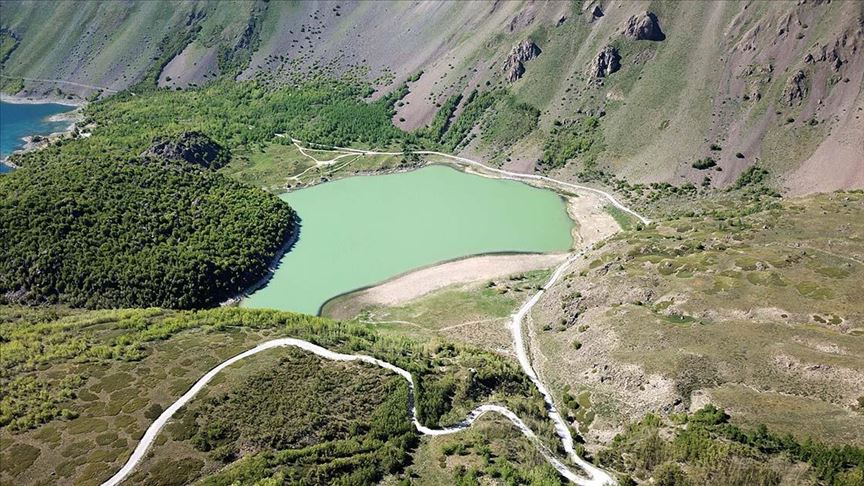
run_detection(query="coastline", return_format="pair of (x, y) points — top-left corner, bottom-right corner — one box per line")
(1, 97), (86, 166)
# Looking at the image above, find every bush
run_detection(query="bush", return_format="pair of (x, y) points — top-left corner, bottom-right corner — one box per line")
(732, 166), (769, 189)
(653, 462), (688, 486)
(691, 157), (717, 170)
(538, 117), (603, 170)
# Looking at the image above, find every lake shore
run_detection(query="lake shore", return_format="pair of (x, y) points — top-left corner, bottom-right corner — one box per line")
(221, 216), (301, 308)
(321, 252), (570, 319)
(241, 165), (575, 314)
(1, 99), (84, 167)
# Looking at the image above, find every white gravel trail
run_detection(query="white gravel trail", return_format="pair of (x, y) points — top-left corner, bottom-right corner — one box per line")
(103, 141), (648, 485)
(101, 337), (608, 486)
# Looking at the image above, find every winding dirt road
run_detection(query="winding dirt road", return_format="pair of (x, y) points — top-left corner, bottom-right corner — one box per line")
(508, 251), (613, 483)
(103, 141), (648, 485)
(290, 139), (650, 226)
(101, 337), (607, 486)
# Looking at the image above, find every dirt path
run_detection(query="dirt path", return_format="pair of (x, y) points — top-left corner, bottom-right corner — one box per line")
(567, 194), (620, 248)
(286, 138), (647, 485)
(291, 138), (650, 225)
(100, 338), (607, 486)
(99, 144), (638, 484)
(507, 252), (614, 485)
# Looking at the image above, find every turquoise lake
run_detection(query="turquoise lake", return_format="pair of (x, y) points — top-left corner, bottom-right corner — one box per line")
(0, 101), (74, 171)
(243, 165), (574, 315)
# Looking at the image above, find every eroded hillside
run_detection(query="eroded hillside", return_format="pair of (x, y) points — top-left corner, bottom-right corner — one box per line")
(531, 189), (864, 447)
(2, 0), (862, 193)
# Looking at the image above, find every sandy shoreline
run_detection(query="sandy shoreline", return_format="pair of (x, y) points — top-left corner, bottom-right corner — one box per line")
(322, 252), (570, 319)
(321, 190), (621, 319)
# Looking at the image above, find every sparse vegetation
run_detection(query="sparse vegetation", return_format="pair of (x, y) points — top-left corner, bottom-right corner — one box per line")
(481, 94), (540, 150)
(599, 405), (864, 485)
(733, 166), (770, 189)
(439, 89), (500, 151)
(536, 190), (864, 456)
(538, 116), (603, 170)
(423, 93), (462, 142)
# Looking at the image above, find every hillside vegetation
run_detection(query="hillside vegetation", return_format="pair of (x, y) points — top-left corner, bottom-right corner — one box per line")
(1, 0), (861, 193)
(531, 189), (864, 452)
(133, 350), (415, 485)
(0, 306), (554, 485)
(599, 404), (864, 486)
(0, 155), (295, 309)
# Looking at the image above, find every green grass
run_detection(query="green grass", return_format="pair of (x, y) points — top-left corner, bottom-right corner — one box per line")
(598, 405), (864, 485)
(537, 117), (603, 172)
(223, 143), (313, 192)
(480, 95), (540, 151)
(324, 269), (550, 354)
(0, 305), (556, 485)
(605, 205), (637, 231)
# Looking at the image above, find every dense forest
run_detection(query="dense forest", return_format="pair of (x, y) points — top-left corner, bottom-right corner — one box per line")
(1, 74), (503, 309)
(0, 156), (296, 309)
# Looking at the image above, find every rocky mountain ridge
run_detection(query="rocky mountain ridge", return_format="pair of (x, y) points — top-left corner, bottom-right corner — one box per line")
(1, 0), (861, 194)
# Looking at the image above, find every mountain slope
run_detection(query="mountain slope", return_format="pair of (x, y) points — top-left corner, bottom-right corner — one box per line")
(1, 0), (861, 192)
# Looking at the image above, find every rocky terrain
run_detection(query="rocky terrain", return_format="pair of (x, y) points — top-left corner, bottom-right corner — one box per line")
(141, 131), (229, 169)
(1, 0), (862, 194)
(532, 190), (864, 447)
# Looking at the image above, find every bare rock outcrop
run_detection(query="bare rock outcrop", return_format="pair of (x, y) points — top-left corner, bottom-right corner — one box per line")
(782, 69), (808, 106)
(503, 39), (541, 82)
(804, 29), (861, 73)
(623, 11), (665, 41)
(141, 131), (229, 169)
(589, 45), (621, 82)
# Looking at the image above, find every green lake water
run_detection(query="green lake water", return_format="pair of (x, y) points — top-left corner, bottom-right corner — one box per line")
(243, 165), (573, 315)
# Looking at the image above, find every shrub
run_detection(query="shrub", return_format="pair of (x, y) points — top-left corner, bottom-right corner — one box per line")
(692, 157), (717, 170)
(732, 166), (769, 189)
(653, 462), (688, 486)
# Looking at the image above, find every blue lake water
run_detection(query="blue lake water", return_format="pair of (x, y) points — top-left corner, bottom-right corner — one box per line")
(0, 101), (75, 171)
